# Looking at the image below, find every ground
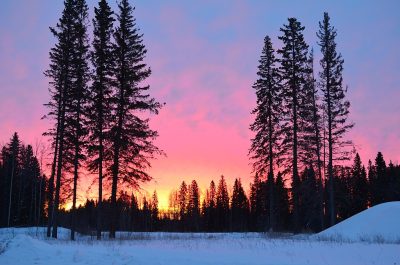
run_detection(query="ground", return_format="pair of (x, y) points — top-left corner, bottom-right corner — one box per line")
(0, 202), (399, 265)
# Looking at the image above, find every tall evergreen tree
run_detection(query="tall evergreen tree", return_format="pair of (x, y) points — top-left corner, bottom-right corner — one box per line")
(109, 0), (162, 238)
(67, 0), (90, 241)
(44, 0), (77, 238)
(277, 18), (309, 232)
(249, 36), (282, 231)
(317, 12), (354, 226)
(87, 0), (115, 240)
(303, 49), (324, 230)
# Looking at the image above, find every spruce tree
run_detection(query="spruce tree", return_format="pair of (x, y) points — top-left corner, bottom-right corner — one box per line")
(44, 0), (77, 238)
(188, 180), (200, 231)
(249, 173), (265, 231)
(231, 178), (249, 231)
(87, 0), (115, 240)
(178, 181), (188, 229)
(3, 133), (21, 227)
(216, 175), (229, 231)
(350, 153), (368, 214)
(249, 36), (282, 231)
(67, 0), (90, 241)
(299, 166), (319, 231)
(277, 18), (309, 232)
(274, 172), (290, 231)
(109, 0), (162, 238)
(151, 190), (158, 230)
(303, 49), (324, 230)
(317, 12), (354, 226)
(369, 152), (387, 205)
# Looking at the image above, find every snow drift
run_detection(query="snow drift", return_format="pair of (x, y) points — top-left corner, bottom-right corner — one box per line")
(317, 201), (400, 242)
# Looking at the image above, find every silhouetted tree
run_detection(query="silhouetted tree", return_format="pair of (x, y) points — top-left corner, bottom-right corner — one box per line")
(44, 0), (77, 238)
(317, 12), (354, 226)
(274, 172), (290, 231)
(278, 17), (309, 232)
(303, 49), (324, 230)
(216, 175), (229, 231)
(349, 153), (368, 214)
(109, 0), (162, 238)
(231, 179), (249, 231)
(87, 0), (115, 240)
(67, 0), (90, 241)
(187, 180), (200, 231)
(249, 173), (265, 231)
(299, 167), (320, 231)
(249, 36), (282, 231)
(151, 190), (159, 230)
(178, 181), (188, 229)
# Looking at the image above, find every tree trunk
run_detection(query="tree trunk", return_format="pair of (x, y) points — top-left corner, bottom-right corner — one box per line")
(52, 78), (68, 239)
(268, 100), (275, 232)
(71, 106), (81, 240)
(326, 61), (335, 227)
(7, 152), (16, 227)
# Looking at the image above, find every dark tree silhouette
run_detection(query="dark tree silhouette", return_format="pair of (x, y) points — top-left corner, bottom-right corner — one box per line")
(87, 0), (115, 240)
(216, 175), (229, 231)
(350, 153), (368, 214)
(317, 12), (354, 226)
(109, 0), (162, 238)
(231, 178), (249, 231)
(44, 0), (77, 238)
(274, 172), (290, 231)
(302, 49), (325, 230)
(249, 36), (282, 231)
(277, 18), (309, 232)
(67, 0), (90, 241)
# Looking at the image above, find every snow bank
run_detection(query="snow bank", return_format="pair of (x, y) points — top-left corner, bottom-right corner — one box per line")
(317, 201), (400, 243)
(0, 228), (399, 265)
(1, 232), (399, 265)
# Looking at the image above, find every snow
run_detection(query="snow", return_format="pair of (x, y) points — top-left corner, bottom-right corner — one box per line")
(317, 201), (400, 243)
(0, 203), (399, 265)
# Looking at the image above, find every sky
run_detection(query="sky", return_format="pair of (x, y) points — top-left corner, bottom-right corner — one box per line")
(0, 0), (399, 209)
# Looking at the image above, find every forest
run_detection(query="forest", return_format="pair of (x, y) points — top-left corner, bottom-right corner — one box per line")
(1, 134), (399, 234)
(0, 0), (399, 239)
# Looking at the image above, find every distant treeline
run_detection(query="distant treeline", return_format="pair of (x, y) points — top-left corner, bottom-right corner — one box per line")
(0, 133), (399, 232)
(62, 152), (400, 233)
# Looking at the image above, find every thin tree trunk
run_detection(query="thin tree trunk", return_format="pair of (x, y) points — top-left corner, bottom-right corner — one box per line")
(267, 99), (275, 232)
(71, 90), (83, 240)
(110, 97), (124, 239)
(52, 77), (68, 239)
(97, 122), (103, 240)
(47, 135), (58, 237)
(311, 74), (325, 230)
(326, 61), (335, 227)
(7, 152), (16, 227)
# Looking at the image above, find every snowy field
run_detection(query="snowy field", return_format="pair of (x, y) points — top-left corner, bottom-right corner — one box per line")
(0, 202), (399, 265)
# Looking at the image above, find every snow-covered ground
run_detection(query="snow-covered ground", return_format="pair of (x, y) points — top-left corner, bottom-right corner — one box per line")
(0, 202), (399, 265)
(316, 201), (400, 243)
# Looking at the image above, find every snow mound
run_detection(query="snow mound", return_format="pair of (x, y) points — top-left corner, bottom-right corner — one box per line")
(317, 201), (400, 243)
